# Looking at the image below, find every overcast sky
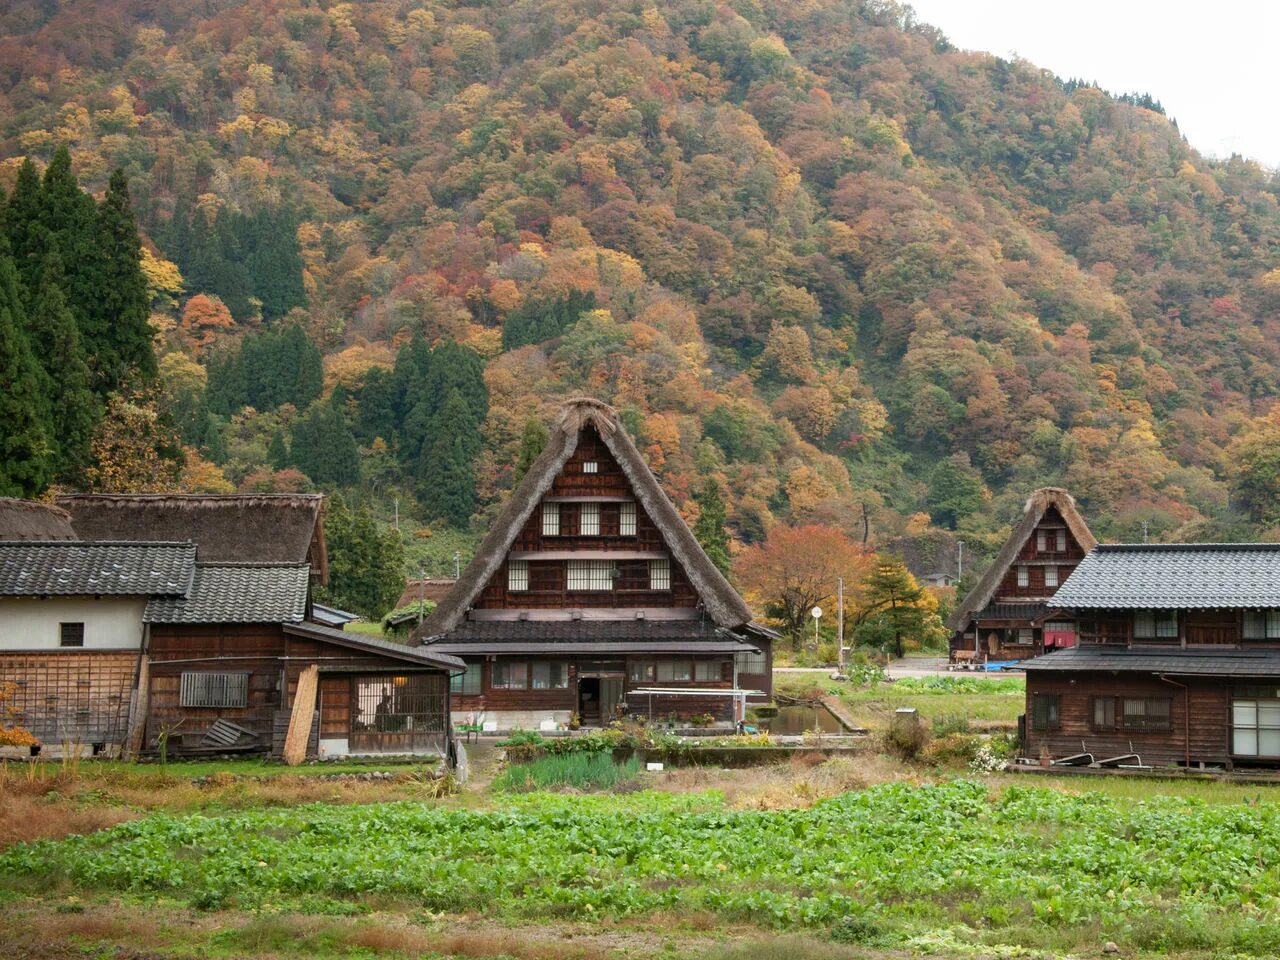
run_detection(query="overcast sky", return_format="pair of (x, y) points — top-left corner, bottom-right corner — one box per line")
(905, 0), (1280, 169)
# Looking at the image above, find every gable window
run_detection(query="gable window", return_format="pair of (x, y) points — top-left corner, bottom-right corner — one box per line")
(180, 672), (249, 708)
(1017, 566), (1029, 588)
(1244, 611), (1280, 640)
(735, 650), (767, 674)
(508, 559), (529, 592)
(568, 560), (613, 591)
(580, 502), (601, 536)
(1030, 693), (1060, 731)
(491, 661), (528, 690)
(59, 622), (85, 648)
(450, 662), (482, 696)
(582, 461), (599, 474)
(620, 501), (637, 537)
(1036, 530), (1046, 552)
(649, 558), (671, 590)
(542, 502), (560, 537)
(1133, 610), (1178, 641)
(531, 662), (569, 689)
(656, 660), (691, 682)
(628, 661), (655, 683)
(1044, 566), (1059, 589)
(694, 661), (723, 682)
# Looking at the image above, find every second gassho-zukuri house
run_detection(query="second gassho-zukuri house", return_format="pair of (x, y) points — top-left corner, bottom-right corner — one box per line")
(415, 399), (775, 732)
(948, 488), (1096, 663)
(1025, 544), (1280, 769)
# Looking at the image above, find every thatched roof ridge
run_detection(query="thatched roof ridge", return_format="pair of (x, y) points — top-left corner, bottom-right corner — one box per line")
(0, 498), (77, 541)
(946, 487), (1097, 633)
(55, 494), (328, 580)
(415, 398), (753, 638)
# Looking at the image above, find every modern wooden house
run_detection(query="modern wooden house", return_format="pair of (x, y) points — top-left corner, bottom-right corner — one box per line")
(0, 540), (196, 756)
(1025, 544), (1280, 769)
(142, 561), (463, 761)
(415, 399), (775, 732)
(947, 488), (1096, 663)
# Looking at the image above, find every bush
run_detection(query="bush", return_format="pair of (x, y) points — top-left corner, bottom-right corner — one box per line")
(921, 733), (981, 766)
(493, 752), (641, 792)
(932, 712), (971, 736)
(830, 913), (890, 946)
(882, 714), (929, 760)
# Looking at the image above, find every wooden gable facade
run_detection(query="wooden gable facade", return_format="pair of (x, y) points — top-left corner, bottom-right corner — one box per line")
(417, 399), (773, 733)
(948, 488), (1096, 663)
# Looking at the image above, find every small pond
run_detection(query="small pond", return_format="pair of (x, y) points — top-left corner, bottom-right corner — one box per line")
(758, 704), (847, 736)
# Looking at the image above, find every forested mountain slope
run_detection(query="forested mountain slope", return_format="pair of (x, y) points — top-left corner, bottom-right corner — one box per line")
(3, 0), (1279, 559)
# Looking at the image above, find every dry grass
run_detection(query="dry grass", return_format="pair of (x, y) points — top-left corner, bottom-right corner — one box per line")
(0, 791), (137, 848)
(649, 755), (909, 809)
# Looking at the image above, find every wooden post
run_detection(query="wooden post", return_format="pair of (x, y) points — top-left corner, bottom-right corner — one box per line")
(122, 655), (149, 760)
(283, 664), (318, 766)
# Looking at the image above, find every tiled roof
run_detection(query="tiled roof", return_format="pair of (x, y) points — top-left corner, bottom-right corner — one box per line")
(283, 622), (465, 671)
(1051, 544), (1280, 609)
(0, 541), (194, 597)
(976, 602), (1047, 622)
(145, 563), (309, 623)
(311, 602), (360, 627)
(1024, 645), (1280, 677)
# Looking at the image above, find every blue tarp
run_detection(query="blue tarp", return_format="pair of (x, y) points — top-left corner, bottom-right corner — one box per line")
(983, 660), (1021, 671)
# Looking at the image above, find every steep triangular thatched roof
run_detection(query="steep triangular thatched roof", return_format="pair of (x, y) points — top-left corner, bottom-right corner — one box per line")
(0, 498), (77, 541)
(415, 398), (753, 638)
(56, 494), (328, 581)
(946, 487), (1096, 633)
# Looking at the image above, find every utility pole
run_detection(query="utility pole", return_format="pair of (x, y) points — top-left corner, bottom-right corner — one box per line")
(837, 577), (845, 672)
(957, 540), (964, 582)
(418, 566), (426, 626)
(1141, 520), (1149, 544)
(454, 551), (461, 579)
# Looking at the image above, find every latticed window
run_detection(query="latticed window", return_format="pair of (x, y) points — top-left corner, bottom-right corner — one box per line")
(180, 672), (249, 708)
(1244, 611), (1280, 640)
(649, 558), (671, 590)
(1030, 693), (1060, 731)
(1134, 610), (1178, 639)
(582, 461), (599, 473)
(568, 560), (613, 591)
(620, 501), (637, 536)
(580, 502), (600, 536)
(59, 622), (84, 647)
(694, 661), (723, 682)
(735, 650), (767, 673)
(1016, 566), (1029, 587)
(656, 660), (691, 682)
(450, 662), (482, 695)
(508, 559), (529, 592)
(542, 501), (560, 536)
(1044, 566), (1058, 588)
(1122, 697), (1172, 731)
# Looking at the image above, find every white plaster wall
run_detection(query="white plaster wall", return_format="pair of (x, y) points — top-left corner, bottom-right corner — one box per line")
(0, 597), (146, 651)
(318, 738), (350, 759)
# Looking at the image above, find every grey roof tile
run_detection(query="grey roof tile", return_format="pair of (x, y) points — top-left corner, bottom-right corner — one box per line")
(1051, 544), (1280, 609)
(144, 563), (309, 623)
(0, 541), (194, 597)
(283, 621), (465, 671)
(1024, 645), (1280, 677)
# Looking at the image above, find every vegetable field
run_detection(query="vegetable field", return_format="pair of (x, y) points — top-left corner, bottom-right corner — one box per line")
(6, 780), (1280, 955)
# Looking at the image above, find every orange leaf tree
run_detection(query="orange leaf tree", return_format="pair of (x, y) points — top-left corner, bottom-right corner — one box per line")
(0, 681), (37, 748)
(733, 524), (872, 637)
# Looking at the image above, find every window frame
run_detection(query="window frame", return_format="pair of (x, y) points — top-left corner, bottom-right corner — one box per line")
(694, 661), (723, 683)
(628, 661), (655, 683)
(656, 660), (691, 683)
(1030, 692), (1060, 731)
(582, 461), (599, 474)
(541, 501), (560, 537)
(507, 559), (529, 592)
(530, 661), (569, 690)
(1090, 695), (1117, 732)
(59, 622), (85, 648)
(649, 558), (671, 590)
(567, 559), (613, 591)
(579, 502), (601, 536)
(1122, 696), (1172, 731)
(1244, 611), (1280, 640)
(490, 661), (529, 690)
(1016, 565), (1029, 588)
(179, 671), (249, 709)
(1133, 610), (1178, 641)
(450, 662), (482, 696)
(1044, 566), (1059, 588)
(735, 650), (767, 674)
(620, 501), (637, 537)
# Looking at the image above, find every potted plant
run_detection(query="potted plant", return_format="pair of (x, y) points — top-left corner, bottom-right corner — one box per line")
(569, 712), (581, 730)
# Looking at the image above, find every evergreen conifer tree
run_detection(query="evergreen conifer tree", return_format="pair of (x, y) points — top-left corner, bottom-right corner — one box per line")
(692, 478), (732, 576)
(289, 401), (360, 488)
(3, 159), (44, 299)
(853, 558), (928, 659)
(28, 254), (101, 481)
(245, 208), (306, 320)
(514, 415), (549, 481)
(420, 389), (478, 525)
(267, 429), (289, 470)
(0, 245), (54, 496)
(94, 168), (156, 387)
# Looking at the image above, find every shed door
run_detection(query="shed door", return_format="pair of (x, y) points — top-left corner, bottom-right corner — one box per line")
(350, 674), (447, 755)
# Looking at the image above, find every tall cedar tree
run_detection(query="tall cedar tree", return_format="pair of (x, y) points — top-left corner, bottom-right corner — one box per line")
(420, 389), (478, 525)
(316, 495), (405, 619)
(3, 159), (43, 300)
(0, 243), (54, 495)
(245, 208), (306, 320)
(289, 401), (360, 488)
(854, 558), (929, 659)
(514, 415), (549, 481)
(692, 478), (732, 576)
(95, 168), (156, 387)
(29, 254), (100, 481)
(206, 323), (322, 415)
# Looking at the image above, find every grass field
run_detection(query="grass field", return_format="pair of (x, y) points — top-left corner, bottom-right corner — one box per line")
(774, 671), (1026, 731)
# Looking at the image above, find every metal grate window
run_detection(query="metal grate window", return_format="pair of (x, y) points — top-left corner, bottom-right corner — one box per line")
(508, 559), (529, 592)
(180, 672), (248, 708)
(620, 501), (636, 536)
(649, 558), (670, 590)
(580, 502), (600, 536)
(568, 560), (613, 591)
(542, 501), (560, 536)
(59, 622), (85, 648)
(735, 650), (767, 673)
